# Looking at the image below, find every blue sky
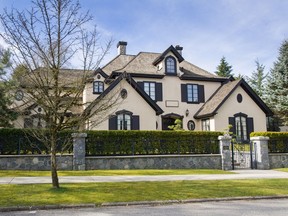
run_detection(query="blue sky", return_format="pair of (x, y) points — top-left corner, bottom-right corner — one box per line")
(1, 0), (288, 77)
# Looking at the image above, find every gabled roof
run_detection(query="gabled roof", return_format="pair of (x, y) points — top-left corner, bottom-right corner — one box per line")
(100, 45), (222, 81)
(114, 52), (160, 74)
(194, 78), (274, 119)
(152, 45), (184, 66)
(96, 72), (164, 115)
(93, 68), (109, 79)
(179, 67), (228, 82)
(101, 54), (135, 76)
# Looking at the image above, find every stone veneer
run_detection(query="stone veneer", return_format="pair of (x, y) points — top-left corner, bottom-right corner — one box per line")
(0, 155), (73, 170)
(86, 154), (222, 170)
(269, 153), (288, 169)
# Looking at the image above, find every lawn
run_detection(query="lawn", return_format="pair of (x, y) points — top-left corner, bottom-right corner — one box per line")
(0, 179), (288, 207)
(0, 169), (232, 177)
(276, 168), (288, 172)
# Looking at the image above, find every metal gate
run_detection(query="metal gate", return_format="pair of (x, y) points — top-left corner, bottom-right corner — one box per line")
(231, 141), (256, 170)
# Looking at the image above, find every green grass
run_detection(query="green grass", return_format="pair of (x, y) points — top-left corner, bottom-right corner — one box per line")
(0, 179), (288, 207)
(275, 168), (288, 172)
(0, 169), (232, 177)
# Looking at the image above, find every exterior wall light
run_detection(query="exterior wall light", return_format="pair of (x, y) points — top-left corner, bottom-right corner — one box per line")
(185, 109), (189, 117)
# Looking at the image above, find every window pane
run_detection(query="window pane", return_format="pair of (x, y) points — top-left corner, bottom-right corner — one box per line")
(144, 82), (156, 100)
(241, 117), (247, 140)
(117, 114), (123, 130)
(93, 81), (104, 93)
(193, 85), (198, 102)
(166, 57), (175, 73)
(187, 84), (198, 102)
(125, 114), (131, 130)
(187, 85), (192, 102)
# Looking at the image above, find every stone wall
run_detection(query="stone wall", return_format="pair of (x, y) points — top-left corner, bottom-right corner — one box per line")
(0, 155), (73, 170)
(86, 154), (222, 170)
(269, 153), (288, 169)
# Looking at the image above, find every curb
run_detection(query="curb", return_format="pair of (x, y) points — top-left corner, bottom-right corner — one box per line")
(1, 195), (288, 212)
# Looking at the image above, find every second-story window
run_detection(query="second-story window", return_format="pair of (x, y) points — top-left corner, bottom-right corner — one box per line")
(181, 83), (205, 104)
(165, 56), (176, 74)
(144, 82), (156, 100)
(93, 81), (104, 94)
(187, 84), (199, 102)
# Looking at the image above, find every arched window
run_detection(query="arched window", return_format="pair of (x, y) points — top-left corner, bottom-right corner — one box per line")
(117, 110), (132, 130)
(165, 56), (176, 74)
(109, 110), (140, 130)
(229, 113), (254, 143)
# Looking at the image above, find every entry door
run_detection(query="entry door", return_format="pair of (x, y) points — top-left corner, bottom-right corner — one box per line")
(162, 118), (175, 130)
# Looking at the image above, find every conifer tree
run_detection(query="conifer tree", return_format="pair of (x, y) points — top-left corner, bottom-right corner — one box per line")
(265, 40), (288, 126)
(215, 56), (234, 77)
(247, 60), (267, 98)
(0, 48), (17, 127)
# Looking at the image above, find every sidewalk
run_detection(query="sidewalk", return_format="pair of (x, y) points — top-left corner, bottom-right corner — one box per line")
(1, 170), (288, 184)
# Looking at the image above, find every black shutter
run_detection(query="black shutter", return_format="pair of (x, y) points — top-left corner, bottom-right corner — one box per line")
(198, 85), (205, 103)
(229, 117), (236, 134)
(109, 115), (117, 130)
(181, 84), (187, 102)
(137, 82), (144, 90)
(155, 83), (163, 101)
(132, 115), (140, 130)
(247, 117), (254, 139)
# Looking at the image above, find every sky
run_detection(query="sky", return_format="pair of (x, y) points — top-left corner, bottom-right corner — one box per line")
(1, 0), (288, 77)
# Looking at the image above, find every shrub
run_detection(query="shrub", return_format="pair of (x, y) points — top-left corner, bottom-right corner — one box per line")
(0, 128), (73, 155)
(85, 130), (222, 156)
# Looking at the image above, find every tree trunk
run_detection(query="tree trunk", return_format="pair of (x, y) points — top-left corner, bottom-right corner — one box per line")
(51, 134), (59, 188)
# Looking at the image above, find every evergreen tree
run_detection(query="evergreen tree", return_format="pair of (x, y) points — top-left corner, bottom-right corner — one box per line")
(247, 60), (267, 98)
(215, 56), (234, 77)
(265, 40), (288, 126)
(0, 49), (17, 127)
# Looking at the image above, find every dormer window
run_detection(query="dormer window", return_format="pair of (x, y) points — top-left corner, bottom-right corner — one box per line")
(165, 56), (176, 75)
(93, 81), (104, 94)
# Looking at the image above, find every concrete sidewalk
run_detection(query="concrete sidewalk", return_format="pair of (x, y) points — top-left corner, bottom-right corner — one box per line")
(1, 170), (288, 184)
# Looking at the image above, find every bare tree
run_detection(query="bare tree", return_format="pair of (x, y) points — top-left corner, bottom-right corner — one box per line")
(0, 0), (118, 188)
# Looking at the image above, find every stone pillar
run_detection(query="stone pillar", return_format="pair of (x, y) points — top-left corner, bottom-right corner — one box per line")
(72, 133), (87, 170)
(250, 136), (270, 170)
(218, 135), (232, 170)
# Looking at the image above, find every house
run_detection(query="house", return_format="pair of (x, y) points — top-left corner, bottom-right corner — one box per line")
(14, 41), (273, 142)
(85, 41), (273, 141)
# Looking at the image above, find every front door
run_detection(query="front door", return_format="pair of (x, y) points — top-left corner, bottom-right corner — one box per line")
(162, 117), (175, 130)
(161, 113), (183, 130)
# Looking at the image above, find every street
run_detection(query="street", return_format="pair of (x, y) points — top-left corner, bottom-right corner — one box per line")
(2, 199), (288, 216)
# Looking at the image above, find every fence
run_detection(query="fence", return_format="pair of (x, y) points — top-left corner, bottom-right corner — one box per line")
(0, 128), (73, 155)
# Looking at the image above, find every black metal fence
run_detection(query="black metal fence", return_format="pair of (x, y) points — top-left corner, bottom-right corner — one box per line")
(0, 129), (73, 155)
(269, 138), (288, 153)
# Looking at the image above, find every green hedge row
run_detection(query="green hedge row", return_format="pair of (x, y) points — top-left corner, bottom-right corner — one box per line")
(0, 128), (73, 155)
(0, 129), (222, 155)
(251, 132), (288, 153)
(86, 130), (222, 156)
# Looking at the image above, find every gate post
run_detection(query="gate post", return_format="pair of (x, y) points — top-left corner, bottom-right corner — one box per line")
(250, 136), (270, 170)
(218, 135), (232, 170)
(72, 133), (87, 170)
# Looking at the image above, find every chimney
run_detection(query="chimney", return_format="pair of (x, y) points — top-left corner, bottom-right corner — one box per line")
(117, 41), (127, 55)
(175, 45), (183, 56)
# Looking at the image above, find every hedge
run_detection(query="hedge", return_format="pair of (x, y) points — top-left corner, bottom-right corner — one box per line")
(86, 130), (222, 156)
(251, 132), (288, 153)
(0, 128), (73, 155)
(0, 129), (222, 155)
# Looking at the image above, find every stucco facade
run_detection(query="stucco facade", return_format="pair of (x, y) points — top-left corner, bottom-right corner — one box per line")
(14, 41), (273, 140)
(83, 42), (273, 138)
